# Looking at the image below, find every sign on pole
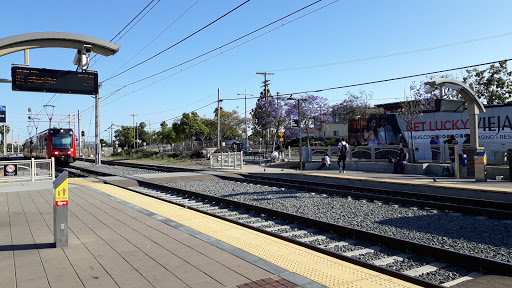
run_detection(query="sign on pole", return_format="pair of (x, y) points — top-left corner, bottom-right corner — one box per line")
(12, 67), (98, 95)
(4, 164), (17, 176)
(0, 105), (5, 123)
(291, 116), (299, 128)
(53, 171), (69, 247)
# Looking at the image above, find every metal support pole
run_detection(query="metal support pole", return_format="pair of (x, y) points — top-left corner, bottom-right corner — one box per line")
(78, 110), (82, 157)
(298, 99), (302, 170)
(3, 125), (5, 156)
(51, 156), (55, 180)
(217, 89), (220, 150)
(95, 93), (101, 165)
(31, 158), (35, 181)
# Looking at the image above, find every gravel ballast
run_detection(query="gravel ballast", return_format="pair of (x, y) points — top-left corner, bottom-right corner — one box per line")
(161, 179), (512, 264)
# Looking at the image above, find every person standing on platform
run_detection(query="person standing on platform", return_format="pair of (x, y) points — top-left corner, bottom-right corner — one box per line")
(337, 138), (348, 173)
(430, 136), (439, 160)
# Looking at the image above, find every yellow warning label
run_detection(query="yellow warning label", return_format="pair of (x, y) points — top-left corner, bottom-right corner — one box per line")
(475, 154), (487, 165)
(55, 179), (69, 202)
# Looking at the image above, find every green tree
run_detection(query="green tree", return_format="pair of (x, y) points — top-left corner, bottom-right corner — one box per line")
(114, 126), (134, 149)
(157, 125), (176, 146)
(173, 112), (209, 149)
(0, 124), (10, 147)
(214, 107), (243, 142)
(138, 122), (150, 146)
(200, 117), (217, 142)
(100, 139), (110, 147)
(463, 61), (512, 104)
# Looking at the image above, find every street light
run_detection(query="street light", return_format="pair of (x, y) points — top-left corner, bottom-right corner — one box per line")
(287, 96), (308, 170)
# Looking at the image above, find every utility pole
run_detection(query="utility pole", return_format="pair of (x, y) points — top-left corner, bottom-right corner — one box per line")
(78, 110), (82, 157)
(130, 114), (137, 149)
(217, 89), (221, 150)
(111, 122), (113, 147)
(136, 122), (139, 149)
(237, 90), (253, 150)
(256, 72), (274, 149)
(95, 93), (100, 165)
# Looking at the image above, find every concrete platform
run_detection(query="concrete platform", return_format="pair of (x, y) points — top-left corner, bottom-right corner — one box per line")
(0, 180), (308, 288)
(0, 177), (425, 288)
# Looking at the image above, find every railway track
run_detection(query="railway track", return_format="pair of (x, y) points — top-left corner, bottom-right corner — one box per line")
(75, 158), (512, 219)
(66, 160), (512, 287)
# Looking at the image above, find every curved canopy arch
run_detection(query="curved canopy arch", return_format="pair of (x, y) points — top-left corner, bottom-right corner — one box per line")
(425, 78), (485, 114)
(0, 32), (120, 57)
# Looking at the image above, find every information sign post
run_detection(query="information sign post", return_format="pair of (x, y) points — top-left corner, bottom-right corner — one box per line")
(53, 171), (69, 247)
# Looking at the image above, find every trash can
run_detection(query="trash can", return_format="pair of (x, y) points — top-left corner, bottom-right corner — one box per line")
(474, 151), (487, 182)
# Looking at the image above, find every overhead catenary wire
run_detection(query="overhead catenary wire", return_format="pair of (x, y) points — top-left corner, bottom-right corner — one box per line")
(91, 0), (333, 107)
(278, 58), (512, 97)
(90, 0), (160, 65)
(107, 0), (200, 77)
(101, 0), (253, 83)
(269, 31), (512, 72)
(114, 57), (512, 130)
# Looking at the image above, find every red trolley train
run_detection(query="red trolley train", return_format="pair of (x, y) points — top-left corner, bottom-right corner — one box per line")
(23, 128), (76, 165)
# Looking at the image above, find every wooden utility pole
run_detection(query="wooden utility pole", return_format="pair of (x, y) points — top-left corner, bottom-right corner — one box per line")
(217, 89), (221, 150)
(256, 72), (274, 148)
(237, 90), (253, 150)
(130, 114), (137, 149)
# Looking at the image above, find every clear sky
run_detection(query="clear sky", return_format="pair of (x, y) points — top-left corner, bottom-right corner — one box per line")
(1, 0), (512, 143)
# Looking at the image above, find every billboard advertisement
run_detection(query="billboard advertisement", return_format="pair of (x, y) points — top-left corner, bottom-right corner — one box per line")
(348, 104), (512, 161)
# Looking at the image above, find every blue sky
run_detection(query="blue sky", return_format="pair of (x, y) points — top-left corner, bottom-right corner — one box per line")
(1, 0), (512, 143)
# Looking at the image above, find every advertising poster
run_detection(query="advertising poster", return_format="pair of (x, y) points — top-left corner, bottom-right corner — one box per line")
(348, 105), (512, 161)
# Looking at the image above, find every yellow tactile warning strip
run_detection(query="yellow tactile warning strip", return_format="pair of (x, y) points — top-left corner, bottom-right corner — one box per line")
(70, 178), (420, 288)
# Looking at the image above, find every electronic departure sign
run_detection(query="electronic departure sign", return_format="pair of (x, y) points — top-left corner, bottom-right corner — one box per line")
(11, 67), (98, 95)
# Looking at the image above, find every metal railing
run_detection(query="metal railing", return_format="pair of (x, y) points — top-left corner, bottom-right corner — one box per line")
(210, 152), (244, 169)
(0, 158), (55, 182)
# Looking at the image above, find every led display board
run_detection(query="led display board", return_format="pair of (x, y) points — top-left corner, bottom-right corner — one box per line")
(11, 67), (98, 95)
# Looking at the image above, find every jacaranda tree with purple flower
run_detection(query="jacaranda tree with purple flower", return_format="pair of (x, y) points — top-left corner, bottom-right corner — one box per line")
(251, 94), (288, 148)
(284, 94), (332, 147)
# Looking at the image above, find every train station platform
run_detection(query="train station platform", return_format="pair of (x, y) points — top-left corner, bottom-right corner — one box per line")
(0, 178), (423, 288)
(236, 163), (512, 203)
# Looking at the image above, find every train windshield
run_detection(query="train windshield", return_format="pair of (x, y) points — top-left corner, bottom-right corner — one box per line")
(52, 134), (73, 149)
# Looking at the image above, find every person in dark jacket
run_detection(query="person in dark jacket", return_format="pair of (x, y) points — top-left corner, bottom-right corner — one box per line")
(393, 147), (408, 174)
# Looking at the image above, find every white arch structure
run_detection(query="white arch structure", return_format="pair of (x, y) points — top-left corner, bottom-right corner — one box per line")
(425, 78), (485, 149)
(425, 78), (486, 179)
(0, 32), (120, 58)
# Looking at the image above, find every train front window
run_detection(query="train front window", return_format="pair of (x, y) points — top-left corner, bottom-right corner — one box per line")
(52, 134), (73, 149)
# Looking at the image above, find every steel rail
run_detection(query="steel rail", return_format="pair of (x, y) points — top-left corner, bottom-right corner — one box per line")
(66, 164), (512, 281)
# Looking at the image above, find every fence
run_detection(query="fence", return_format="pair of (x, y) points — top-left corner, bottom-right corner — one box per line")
(308, 143), (511, 164)
(0, 158), (55, 182)
(210, 152), (244, 169)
